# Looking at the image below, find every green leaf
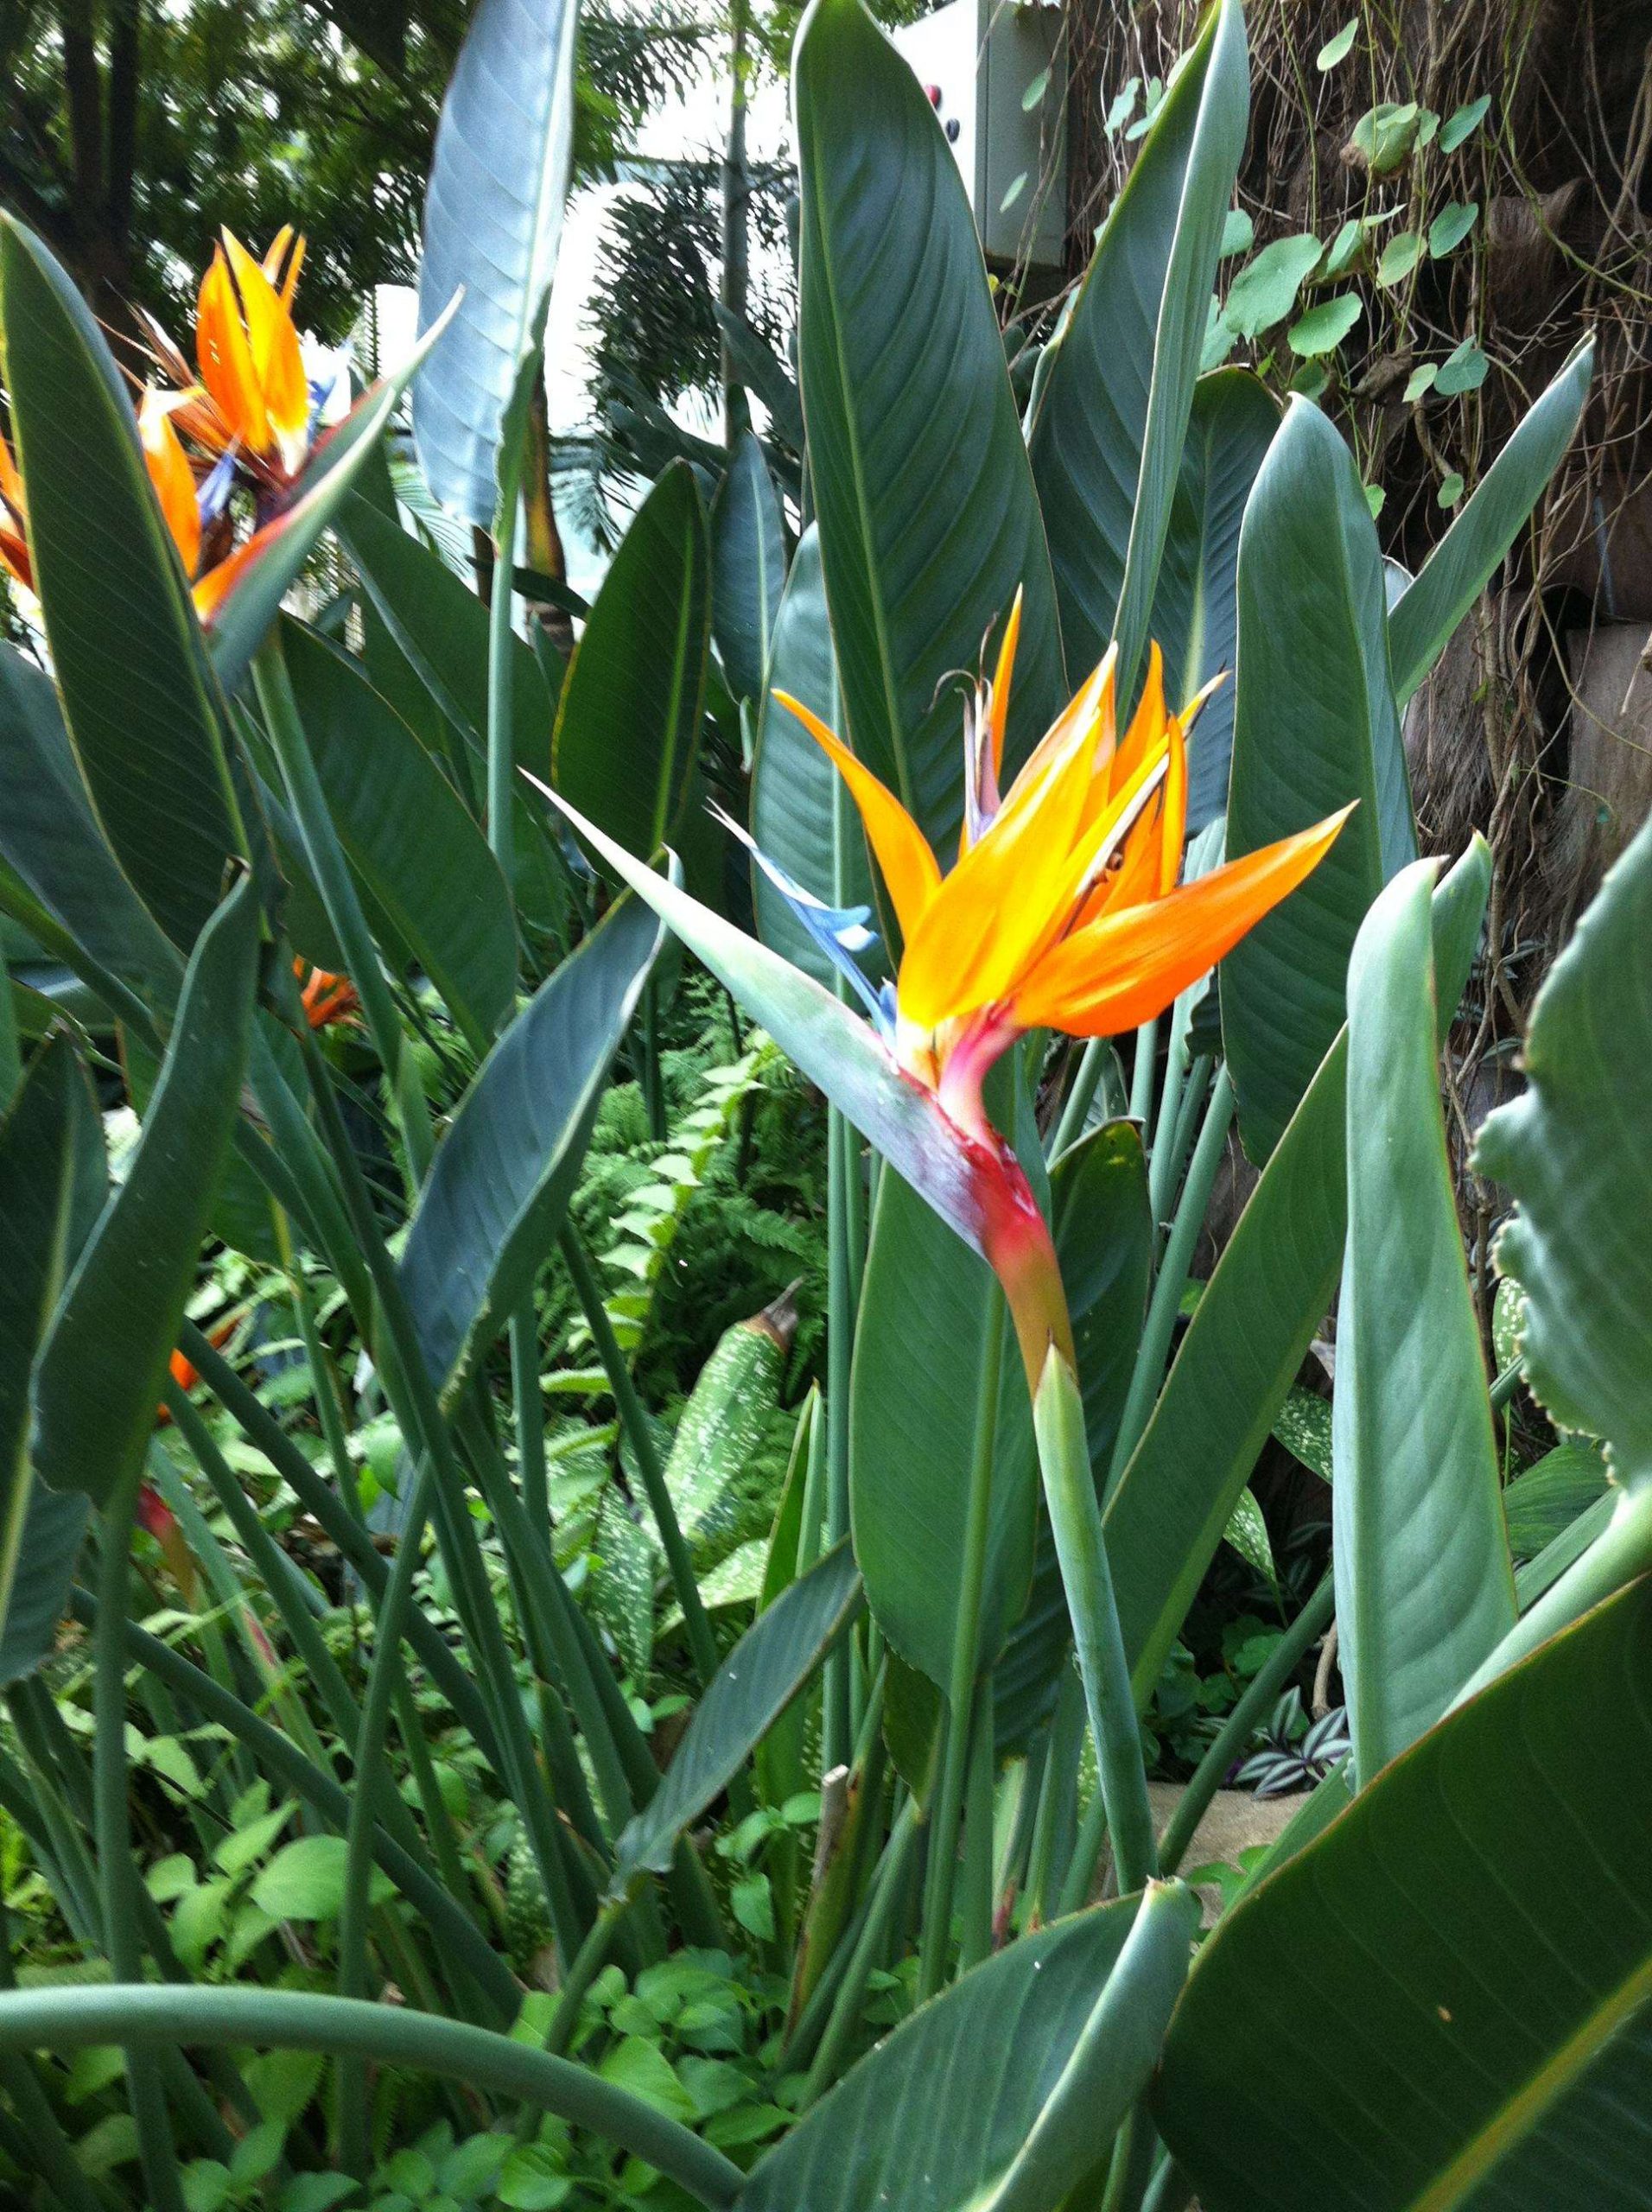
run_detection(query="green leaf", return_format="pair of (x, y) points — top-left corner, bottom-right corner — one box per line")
(1388, 338), (1592, 704)
(340, 493), (568, 937)
(252, 1835), (394, 1922)
(1151, 370), (1280, 834)
(1375, 231), (1424, 287)
(1437, 470), (1465, 509)
(1222, 233), (1323, 340)
(1475, 810), (1652, 1483)
(1403, 360), (1439, 402)
(1503, 1442), (1611, 1561)
(400, 893), (664, 1399)
(710, 433), (787, 707)
(412, 0), (577, 526)
(32, 874), (259, 1506)
(597, 2037), (696, 2125)
(1286, 294), (1363, 356)
(552, 462), (710, 866)
(1218, 207), (1254, 258)
(1427, 199), (1479, 257)
(1334, 861), (1515, 1779)
(738, 1888), (1196, 2212)
(0, 1036), (102, 1680)
(1434, 337), (1489, 394)
(1221, 1488), (1274, 1584)
(1349, 99), (1422, 172)
(1031, 0), (1249, 688)
(851, 1169), (1037, 1688)
(0, 215), (242, 952)
(0, 645), (182, 1014)
(1439, 92), (1491, 151)
(613, 1542), (861, 1882)
(1316, 17), (1357, 67)
(1156, 1576), (1652, 2210)
(795, 0), (1064, 861)
(277, 623), (518, 1046)
(748, 526), (875, 988)
(1223, 397), (1417, 1163)
(1107, 842), (1490, 1704)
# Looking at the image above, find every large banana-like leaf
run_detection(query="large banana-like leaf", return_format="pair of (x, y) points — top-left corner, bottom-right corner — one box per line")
(1223, 397), (1418, 1162)
(0, 645), (181, 1014)
(1388, 337), (1593, 707)
(341, 493), (569, 938)
(412, 0), (578, 526)
(1155, 1575), (1652, 2211)
(552, 461), (711, 865)
(1149, 370), (1280, 833)
(710, 430), (788, 708)
(850, 1166), (1038, 1689)
(741, 1884), (1198, 2212)
(0, 216), (243, 952)
(1334, 861), (1515, 1780)
(278, 623), (518, 1048)
(0, 1035), (104, 1679)
(614, 1542), (862, 1885)
(793, 0), (1064, 862)
(1476, 810), (1652, 1486)
(1029, 0), (1249, 695)
(748, 526), (875, 988)
(31, 874), (260, 1507)
(1106, 841), (1490, 1704)
(399, 893), (664, 1402)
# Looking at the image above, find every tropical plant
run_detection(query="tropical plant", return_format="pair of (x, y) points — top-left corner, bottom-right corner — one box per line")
(0, 0), (1642, 2206)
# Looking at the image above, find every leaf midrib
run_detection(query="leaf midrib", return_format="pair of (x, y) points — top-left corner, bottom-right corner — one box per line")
(1410, 1948), (1652, 2210)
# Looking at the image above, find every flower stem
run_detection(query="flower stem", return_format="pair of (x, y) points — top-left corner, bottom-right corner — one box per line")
(1032, 1347), (1157, 1899)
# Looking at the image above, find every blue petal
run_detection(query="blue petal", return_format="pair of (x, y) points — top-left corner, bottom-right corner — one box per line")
(197, 448), (238, 527)
(714, 804), (894, 1040)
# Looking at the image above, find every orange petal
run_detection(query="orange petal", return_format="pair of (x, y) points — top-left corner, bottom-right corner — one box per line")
(0, 429), (24, 522)
(138, 391), (200, 579)
(772, 691), (940, 942)
(1092, 640), (1168, 826)
(1012, 806), (1355, 1039)
(985, 588), (1022, 782)
(899, 705), (1109, 1030)
(998, 645), (1116, 827)
(1160, 707), (1187, 896)
(222, 230), (308, 467)
(198, 248), (270, 453)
